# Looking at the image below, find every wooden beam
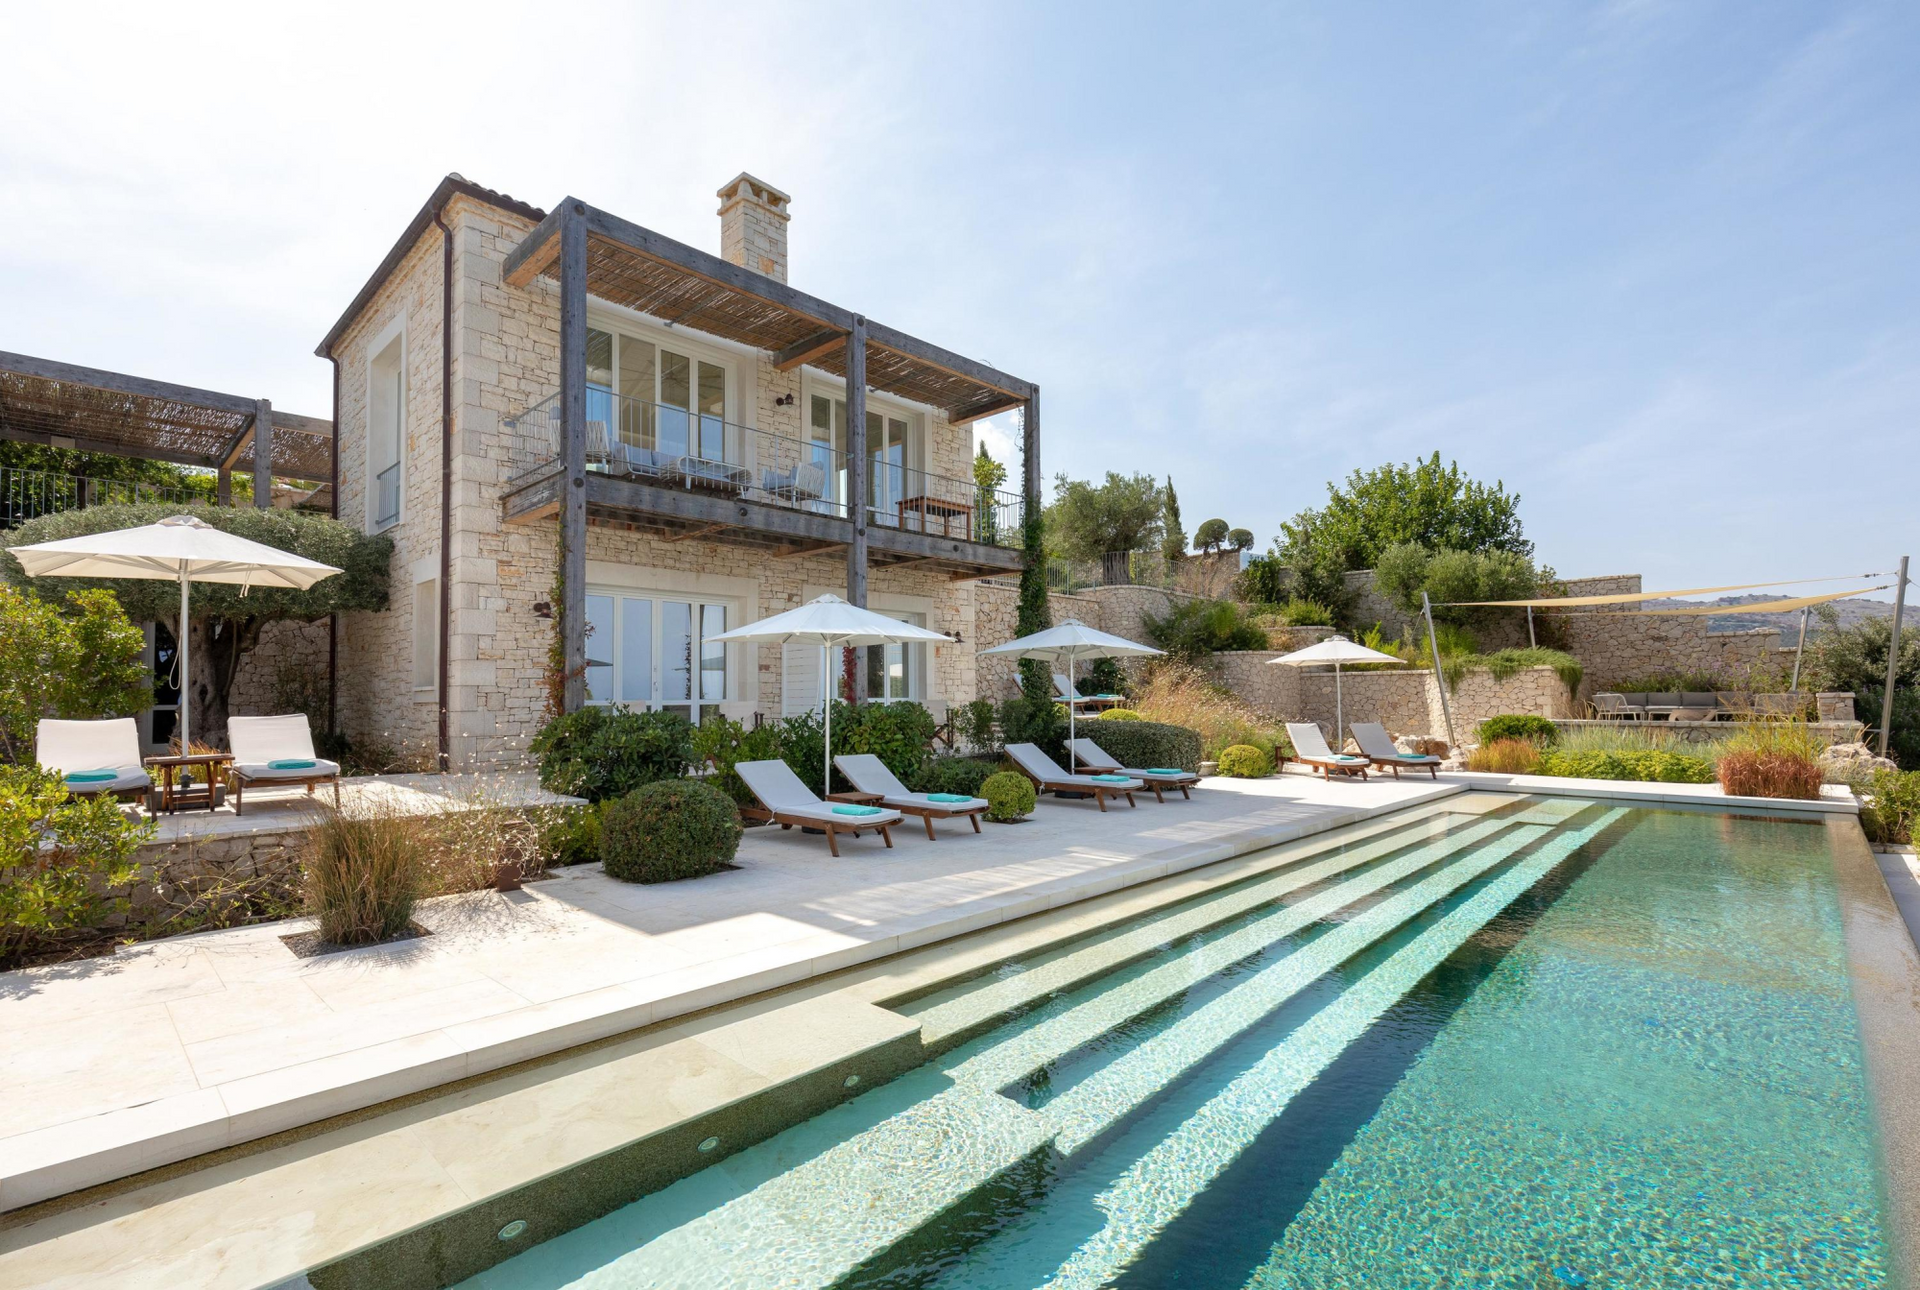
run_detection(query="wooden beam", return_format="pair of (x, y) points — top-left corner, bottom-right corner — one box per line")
(947, 394), (1027, 428)
(501, 206), (566, 288)
(772, 327), (848, 373)
(663, 522), (726, 544)
(252, 399), (273, 508)
(0, 349), (260, 418)
(864, 321), (1035, 401)
(268, 410), (333, 439)
(218, 415), (256, 472)
(559, 206), (589, 713)
(0, 424), (212, 469)
(773, 540), (846, 559)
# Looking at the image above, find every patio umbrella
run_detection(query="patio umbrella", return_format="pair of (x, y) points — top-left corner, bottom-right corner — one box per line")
(1268, 634), (1403, 750)
(7, 513), (341, 752)
(977, 619), (1163, 765)
(705, 594), (953, 792)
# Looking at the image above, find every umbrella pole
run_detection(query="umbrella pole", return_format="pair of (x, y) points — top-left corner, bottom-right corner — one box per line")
(1068, 654), (1076, 767)
(822, 643), (831, 794)
(178, 569), (191, 754)
(1335, 661), (1342, 751)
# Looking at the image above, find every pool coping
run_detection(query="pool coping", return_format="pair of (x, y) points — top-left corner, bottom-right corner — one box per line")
(1445, 770), (1860, 814)
(1830, 815), (1920, 1290)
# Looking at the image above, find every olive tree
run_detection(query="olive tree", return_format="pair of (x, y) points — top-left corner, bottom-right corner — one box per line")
(3, 504), (391, 747)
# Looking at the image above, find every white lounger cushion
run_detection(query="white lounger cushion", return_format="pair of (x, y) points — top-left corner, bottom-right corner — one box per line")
(1005, 743), (1143, 791)
(1067, 739), (1198, 780)
(233, 758), (343, 782)
(735, 760), (904, 826)
(1285, 723), (1369, 765)
(833, 754), (988, 812)
(37, 718), (150, 790)
(1350, 723), (1439, 763)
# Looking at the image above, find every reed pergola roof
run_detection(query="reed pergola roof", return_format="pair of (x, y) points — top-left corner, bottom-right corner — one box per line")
(503, 200), (1035, 425)
(0, 351), (332, 479)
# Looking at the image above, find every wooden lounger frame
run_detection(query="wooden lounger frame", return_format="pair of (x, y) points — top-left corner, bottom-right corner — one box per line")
(232, 771), (341, 816)
(1295, 756), (1369, 782)
(739, 805), (895, 856)
(890, 801), (985, 839)
(1363, 755), (1438, 780)
(1015, 769), (1138, 811)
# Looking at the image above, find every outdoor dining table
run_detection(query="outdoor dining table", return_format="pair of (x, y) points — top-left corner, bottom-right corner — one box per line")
(673, 456), (752, 494)
(897, 495), (973, 540)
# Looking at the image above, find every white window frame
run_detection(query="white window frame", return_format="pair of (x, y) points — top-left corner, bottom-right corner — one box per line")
(585, 305), (746, 450)
(411, 563), (439, 697)
(582, 563), (758, 722)
(365, 318), (407, 533)
(800, 372), (927, 527)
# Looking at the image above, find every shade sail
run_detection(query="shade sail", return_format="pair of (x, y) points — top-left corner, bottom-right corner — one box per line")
(1631, 586), (1891, 616)
(1439, 573), (1886, 609)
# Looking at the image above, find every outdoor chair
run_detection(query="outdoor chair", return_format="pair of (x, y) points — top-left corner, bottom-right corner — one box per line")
(1051, 673), (1123, 713)
(36, 717), (152, 805)
(1644, 692), (1682, 719)
(832, 753), (987, 839)
(1350, 723), (1441, 780)
(1005, 743), (1142, 811)
(762, 461), (827, 505)
(1283, 723), (1371, 781)
(1066, 738), (1198, 801)
(734, 759), (903, 856)
(228, 715), (341, 815)
(1590, 693), (1644, 720)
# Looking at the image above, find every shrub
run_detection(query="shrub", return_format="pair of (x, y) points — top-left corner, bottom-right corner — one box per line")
(1, 765), (153, 967)
(1080, 657), (1130, 700)
(537, 802), (604, 867)
(917, 755), (998, 798)
(0, 585), (152, 764)
(1141, 598), (1270, 662)
(1535, 748), (1714, 784)
(1806, 611), (1919, 767)
(1098, 708), (1144, 721)
(530, 706), (696, 803)
(600, 779), (741, 883)
(981, 771), (1036, 822)
(1717, 752), (1825, 800)
(1477, 714), (1559, 746)
(1217, 744), (1272, 778)
(691, 716), (785, 808)
(1448, 648), (1582, 696)
(1857, 768), (1920, 845)
(838, 700), (937, 789)
(1086, 718), (1204, 774)
(998, 695), (1067, 761)
(301, 803), (429, 945)
(958, 698), (998, 754)
(1466, 738), (1541, 773)
(1277, 597), (1334, 627)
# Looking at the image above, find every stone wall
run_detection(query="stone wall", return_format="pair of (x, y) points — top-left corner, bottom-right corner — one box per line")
(1213, 651), (1575, 744)
(114, 826), (308, 930)
(227, 619), (334, 722)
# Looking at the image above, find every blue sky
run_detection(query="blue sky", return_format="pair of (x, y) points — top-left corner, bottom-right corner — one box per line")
(3, 0), (1915, 593)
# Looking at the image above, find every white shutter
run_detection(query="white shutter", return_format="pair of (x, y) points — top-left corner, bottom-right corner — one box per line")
(782, 642), (823, 718)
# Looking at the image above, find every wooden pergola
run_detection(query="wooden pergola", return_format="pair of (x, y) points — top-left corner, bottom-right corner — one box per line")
(501, 197), (1042, 711)
(0, 350), (333, 506)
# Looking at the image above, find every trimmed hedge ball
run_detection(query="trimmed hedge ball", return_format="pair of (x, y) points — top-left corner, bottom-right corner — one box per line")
(981, 771), (1037, 822)
(1217, 744), (1273, 778)
(600, 778), (742, 883)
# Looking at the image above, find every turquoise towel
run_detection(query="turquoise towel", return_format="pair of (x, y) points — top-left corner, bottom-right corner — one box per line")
(832, 804), (883, 816)
(268, 758), (318, 770)
(1095, 693), (1123, 699)
(63, 769), (117, 784)
(1091, 774), (1132, 783)
(926, 793), (971, 803)
(1146, 768), (1183, 776)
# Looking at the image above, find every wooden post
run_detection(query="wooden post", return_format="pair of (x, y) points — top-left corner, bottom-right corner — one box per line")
(559, 205), (590, 713)
(845, 318), (869, 700)
(251, 399), (272, 508)
(216, 465), (231, 506)
(1022, 388), (1041, 515)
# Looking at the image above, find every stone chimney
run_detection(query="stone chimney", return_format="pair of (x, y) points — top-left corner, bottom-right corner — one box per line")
(716, 172), (791, 283)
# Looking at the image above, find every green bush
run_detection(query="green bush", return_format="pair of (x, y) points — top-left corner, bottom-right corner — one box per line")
(958, 698), (998, 753)
(981, 771), (1036, 822)
(1535, 748), (1714, 784)
(536, 802), (603, 867)
(1277, 597), (1334, 627)
(1217, 744), (1273, 778)
(1141, 598), (1270, 662)
(1079, 657), (1130, 700)
(838, 700), (937, 789)
(916, 755), (998, 798)
(1098, 708), (1144, 721)
(0, 585), (152, 764)
(1, 765), (153, 967)
(1477, 714), (1560, 746)
(1857, 768), (1920, 845)
(600, 779), (741, 883)
(691, 715), (787, 808)
(1085, 719), (1204, 774)
(530, 706), (696, 803)
(998, 695), (1067, 761)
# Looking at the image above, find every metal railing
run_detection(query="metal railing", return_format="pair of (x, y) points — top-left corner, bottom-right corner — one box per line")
(507, 390), (1024, 547)
(374, 462), (401, 527)
(0, 466), (215, 529)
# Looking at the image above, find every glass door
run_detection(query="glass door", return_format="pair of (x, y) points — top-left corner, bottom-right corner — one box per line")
(586, 328), (730, 466)
(864, 610), (925, 701)
(869, 412), (909, 528)
(585, 591), (729, 724)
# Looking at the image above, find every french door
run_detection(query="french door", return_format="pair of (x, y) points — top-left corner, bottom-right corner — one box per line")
(585, 591), (728, 723)
(806, 393), (916, 522)
(587, 327), (731, 461)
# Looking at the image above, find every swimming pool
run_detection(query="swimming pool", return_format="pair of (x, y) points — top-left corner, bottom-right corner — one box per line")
(453, 797), (1902, 1289)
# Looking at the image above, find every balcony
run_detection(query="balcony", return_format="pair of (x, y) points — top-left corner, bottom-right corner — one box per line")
(499, 391), (1024, 578)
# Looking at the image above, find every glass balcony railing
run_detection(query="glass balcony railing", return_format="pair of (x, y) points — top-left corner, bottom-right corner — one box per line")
(506, 390), (1024, 548)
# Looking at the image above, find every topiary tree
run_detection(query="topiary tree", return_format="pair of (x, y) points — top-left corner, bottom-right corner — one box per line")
(600, 778), (741, 882)
(1195, 518), (1229, 555)
(1161, 477), (1186, 563)
(981, 770), (1036, 822)
(1228, 528), (1254, 552)
(2, 504), (391, 747)
(0, 584), (152, 764)
(1217, 744), (1273, 778)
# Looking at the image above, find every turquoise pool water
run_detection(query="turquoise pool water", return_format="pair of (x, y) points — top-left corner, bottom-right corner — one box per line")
(458, 798), (1894, 1289)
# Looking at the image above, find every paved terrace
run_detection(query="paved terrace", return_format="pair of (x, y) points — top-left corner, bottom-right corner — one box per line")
(1, 771), (1458, 1211)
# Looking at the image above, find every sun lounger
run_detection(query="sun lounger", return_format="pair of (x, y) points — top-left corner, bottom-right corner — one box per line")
(228, 715), (341, 815)
(1005, 743), (1142, 810)
(1350, 723), (1440, 780)
(1067, 738), (1199, 802)
(1050, 674), (1110, 714)
(833, 753), (987, 839)
(1284, 723), (1370, 781)
(735, 759), (903, 856)
(36, 717), (152, 805)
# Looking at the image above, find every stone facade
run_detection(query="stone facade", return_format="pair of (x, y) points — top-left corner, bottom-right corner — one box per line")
(324, 185), (998, 767)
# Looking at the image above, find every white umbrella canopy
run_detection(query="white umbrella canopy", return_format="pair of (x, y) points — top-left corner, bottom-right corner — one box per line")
(8, 514), (342, 752)
(706, 594), (954, 791)
(1267, 634), (1404, 749)
(978, 618), (1164, 764)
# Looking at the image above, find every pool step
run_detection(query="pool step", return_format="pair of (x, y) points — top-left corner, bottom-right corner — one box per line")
(904, 808), (1463, 1048)
(1014, 807), (1626, 1290)
(1037, 820), (1552, 1155)
(947, 816), (1529, 1093)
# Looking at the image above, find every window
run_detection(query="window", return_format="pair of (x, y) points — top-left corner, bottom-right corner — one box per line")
(368, 332), (405, 529)
(805, 391), (918, 523)
(587, 326), (734, 465)
(585, 589), (730, 723)
(412, 577), (438, 692)
(865, 610), (926, 701)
